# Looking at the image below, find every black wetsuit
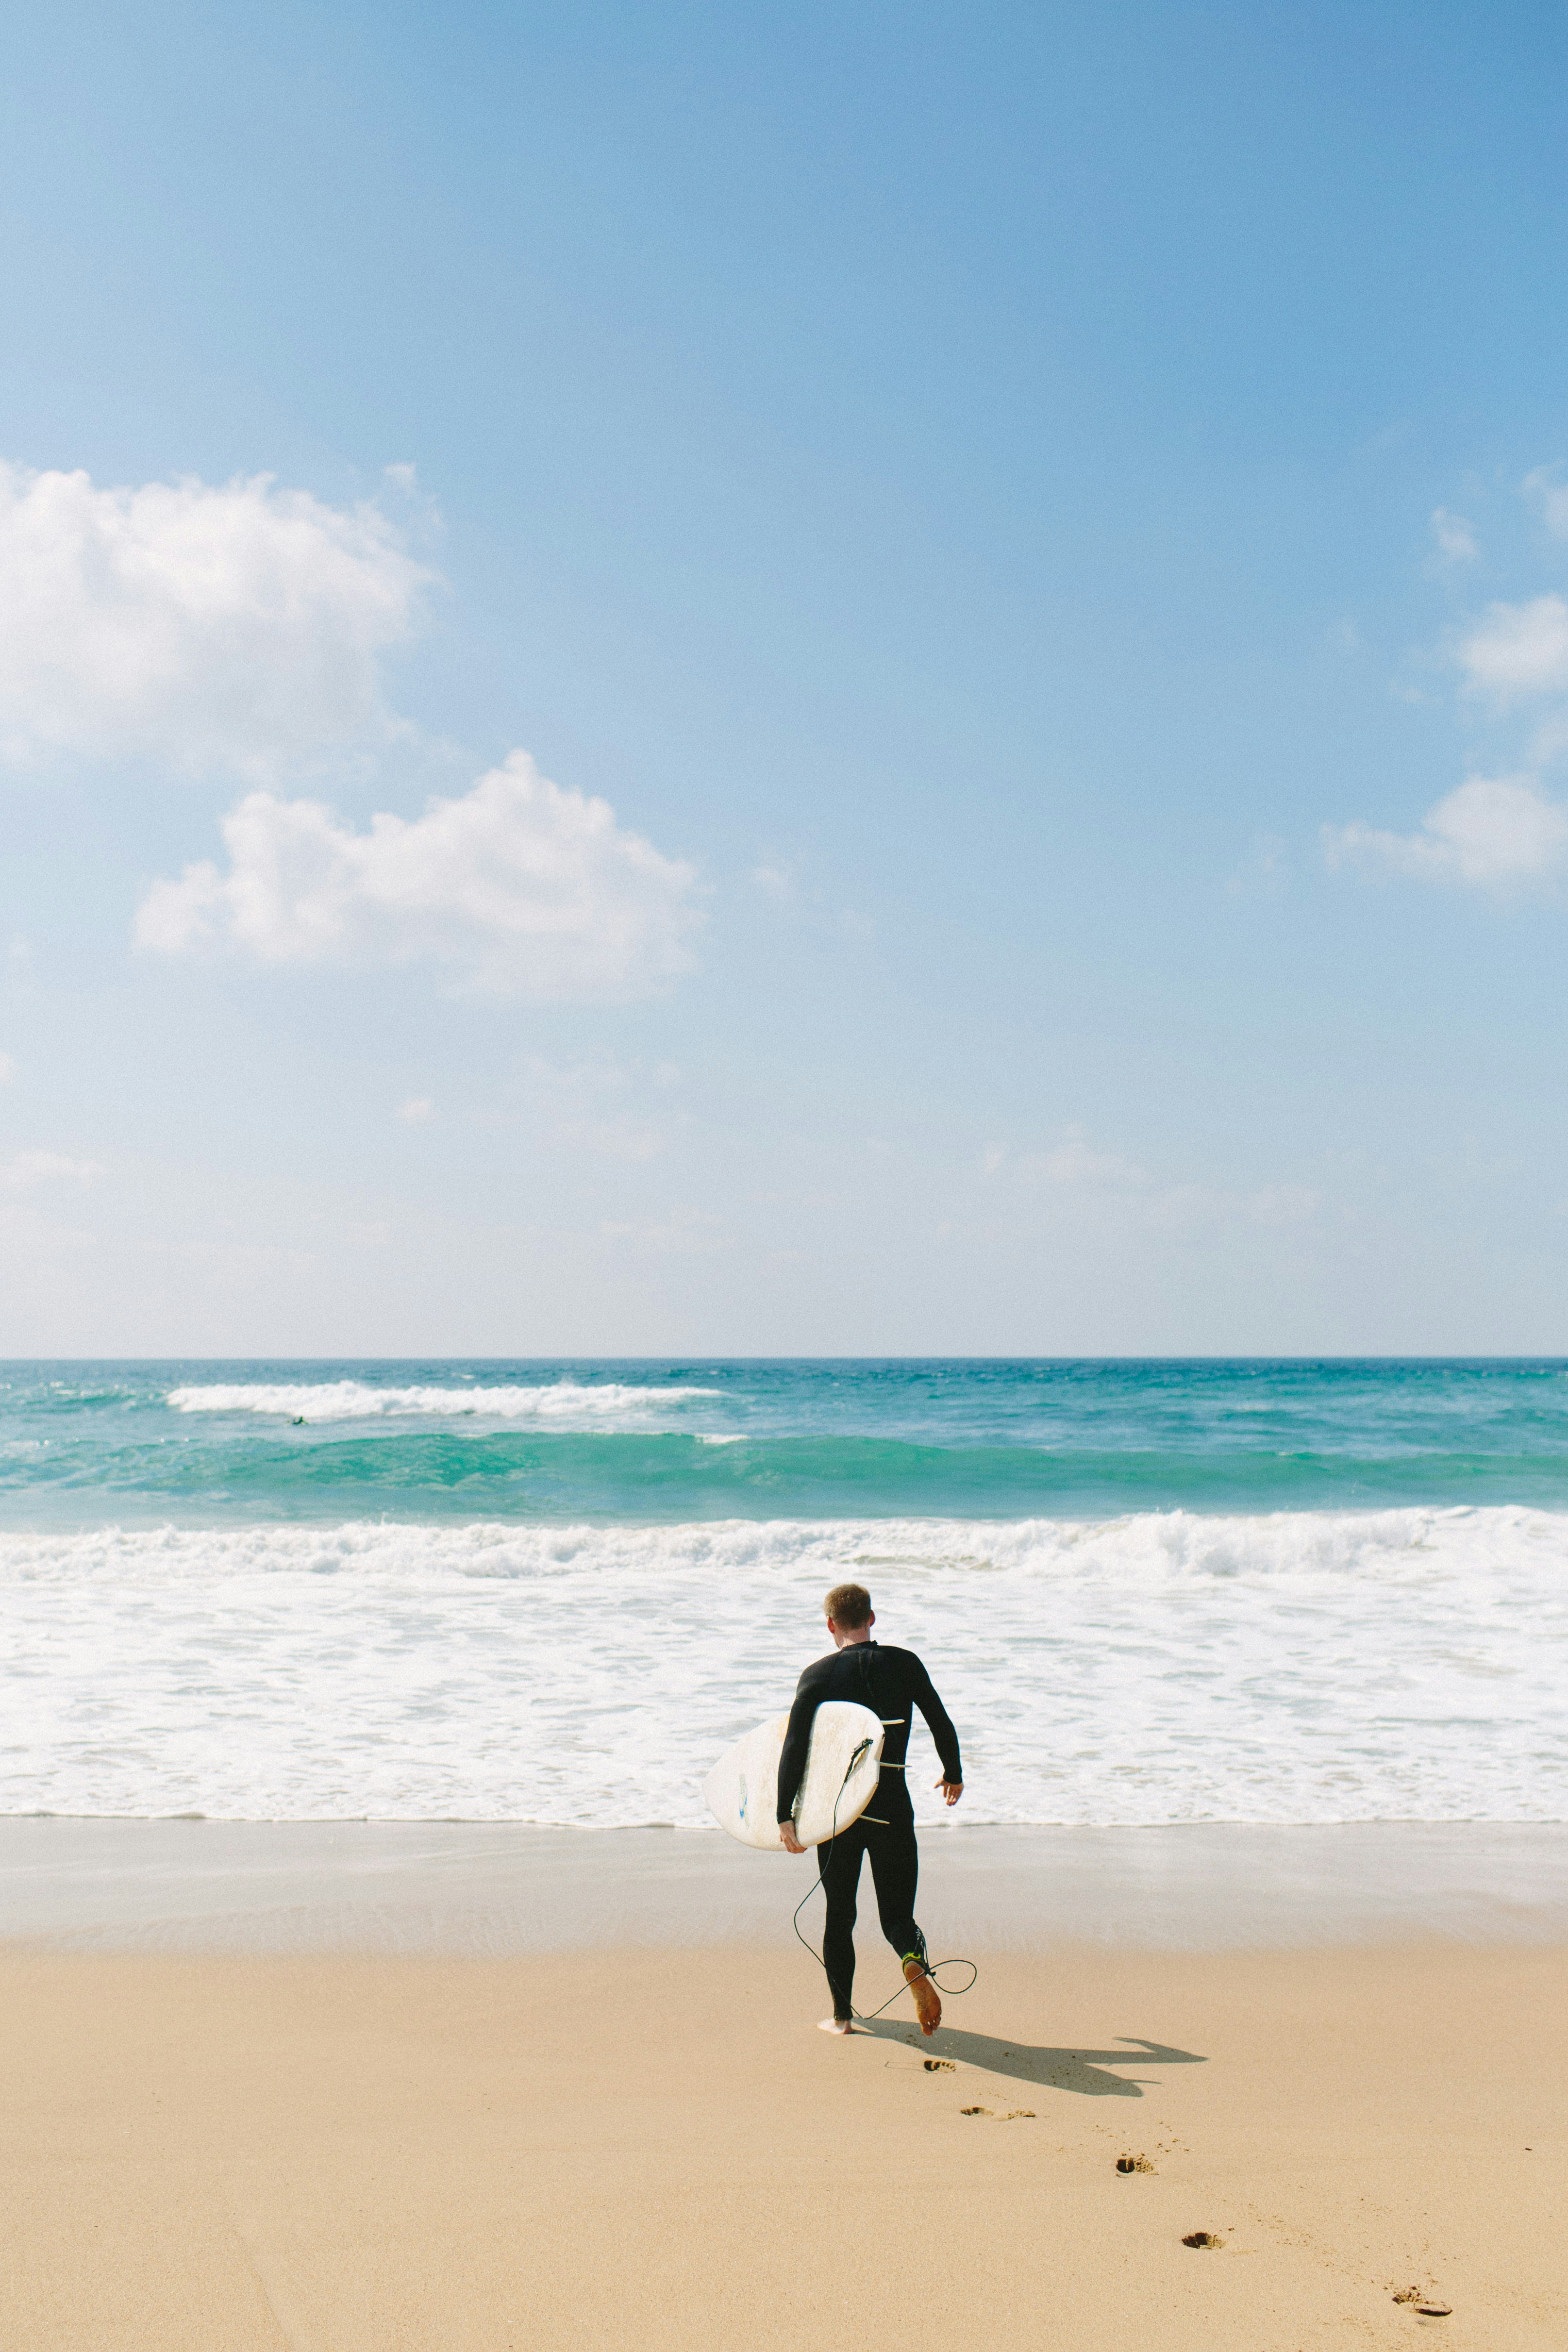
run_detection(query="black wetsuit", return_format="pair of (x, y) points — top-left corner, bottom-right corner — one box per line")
(776, 1641), (962, 2022)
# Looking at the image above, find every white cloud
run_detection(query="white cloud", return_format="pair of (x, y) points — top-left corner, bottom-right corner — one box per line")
(0, 461), (432, 776)
(1325, 774), (1568, 888)
(1036, 1127), (1148, 1185)
(984, 1135), (1320, 1233)
(1430, 507), (1478, 564)
(397, 1097), (434, 1125)
(0, 1149), (103, 1189)
(1457, 595), (1568, 702)
(1242, 1183), (1321, 1227)
(1523, 466), (1568, 540)
(135, 749), (701, 999)
(984, 1128), (1149, 1188)
(1144, 1182), (1321, 1232)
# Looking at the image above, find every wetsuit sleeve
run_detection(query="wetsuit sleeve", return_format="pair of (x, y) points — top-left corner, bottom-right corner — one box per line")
(910, 1656), (962, 1783)
(776, 1662), (827, 1823)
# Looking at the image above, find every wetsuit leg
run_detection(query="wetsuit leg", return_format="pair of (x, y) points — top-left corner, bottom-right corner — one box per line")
(817, 1821), (867, 2019)
(866, 1788), (925, 1969)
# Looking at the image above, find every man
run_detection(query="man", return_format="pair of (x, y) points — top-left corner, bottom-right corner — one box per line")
(777, 1582), (963, 2036)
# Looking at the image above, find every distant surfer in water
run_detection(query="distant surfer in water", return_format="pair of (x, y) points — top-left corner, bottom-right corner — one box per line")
(777, 1581), (962, 2037)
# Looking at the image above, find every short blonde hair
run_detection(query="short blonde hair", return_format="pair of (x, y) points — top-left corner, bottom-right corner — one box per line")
(824, 1582), (872, 1629)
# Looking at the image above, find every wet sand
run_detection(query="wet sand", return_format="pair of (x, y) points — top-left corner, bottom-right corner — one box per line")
(7, 1816), (1568, 1953)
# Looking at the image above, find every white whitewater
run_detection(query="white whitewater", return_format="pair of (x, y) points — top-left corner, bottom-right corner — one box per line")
(3, 1505), (1566, 1826)
(166, 1380), (721, 1421)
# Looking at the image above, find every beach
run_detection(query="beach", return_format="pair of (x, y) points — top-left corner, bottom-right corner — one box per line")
(3, 1823), (1566, 2350)
(11, 1), (1568, 2334)
(5, 1363), (1568, 2345)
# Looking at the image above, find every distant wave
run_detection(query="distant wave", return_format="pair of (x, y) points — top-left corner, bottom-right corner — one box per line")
(165, 1380), (722, 1424)
(5, 1505), (1566, 1827)
(3, 1356), (1566, 1522)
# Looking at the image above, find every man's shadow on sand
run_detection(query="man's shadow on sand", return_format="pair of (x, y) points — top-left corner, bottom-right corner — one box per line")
(860, 2017), (1206, 2099)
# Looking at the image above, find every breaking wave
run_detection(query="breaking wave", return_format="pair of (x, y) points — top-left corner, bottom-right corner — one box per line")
(166, 1379), (721, 1424)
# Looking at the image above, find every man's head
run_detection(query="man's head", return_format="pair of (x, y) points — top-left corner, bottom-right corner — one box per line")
(824, 1581), (874, 1646)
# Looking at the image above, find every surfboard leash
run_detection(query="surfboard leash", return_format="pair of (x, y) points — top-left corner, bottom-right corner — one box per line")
(789, 1740), (978, 2025)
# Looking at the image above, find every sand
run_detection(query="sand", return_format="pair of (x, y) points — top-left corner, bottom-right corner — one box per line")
(2, 1830), (1566, 2349)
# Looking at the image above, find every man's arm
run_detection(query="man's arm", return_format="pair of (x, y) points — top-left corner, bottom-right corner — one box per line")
(910, 1655), (962, 1791)
(776, 1661), (827, 1827)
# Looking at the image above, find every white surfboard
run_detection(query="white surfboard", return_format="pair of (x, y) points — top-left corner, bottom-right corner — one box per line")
(704, 1700), (884, 1849)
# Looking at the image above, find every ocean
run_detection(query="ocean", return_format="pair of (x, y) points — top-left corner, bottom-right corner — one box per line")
(3, 1358), (1566, 1828)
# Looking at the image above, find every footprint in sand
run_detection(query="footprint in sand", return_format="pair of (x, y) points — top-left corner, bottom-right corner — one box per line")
(1116, 2154), (1155, 2174)
(924, 2058), (955, 2071)
(1393, 2289), (1452, 2317)
(960, 2105), (1034, 2119)
(1182, 2231), (1224, 2250)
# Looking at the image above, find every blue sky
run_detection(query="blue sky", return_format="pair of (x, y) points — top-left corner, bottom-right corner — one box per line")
(4, 1), (1568, 1352)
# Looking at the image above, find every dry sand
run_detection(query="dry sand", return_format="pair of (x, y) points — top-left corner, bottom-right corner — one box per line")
(2, 1932), (1564, 2351)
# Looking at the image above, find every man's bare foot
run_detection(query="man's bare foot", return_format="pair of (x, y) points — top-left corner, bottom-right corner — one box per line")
(818, 2017), (855, 2035)
(904, 1959), (941, 2035)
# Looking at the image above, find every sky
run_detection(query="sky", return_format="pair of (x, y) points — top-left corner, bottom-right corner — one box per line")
(3, 1), (1568, 1355)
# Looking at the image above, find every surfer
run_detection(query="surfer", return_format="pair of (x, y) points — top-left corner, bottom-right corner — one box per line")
(777, 1582), (962, 2037)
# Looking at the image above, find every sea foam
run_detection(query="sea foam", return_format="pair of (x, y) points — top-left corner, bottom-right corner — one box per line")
(4, 1506), (1564, 1827)
(166, 1379), (721, 1423)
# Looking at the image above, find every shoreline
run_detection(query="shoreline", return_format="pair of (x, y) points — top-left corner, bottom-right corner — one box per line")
(6, 1817), (1568, 1954)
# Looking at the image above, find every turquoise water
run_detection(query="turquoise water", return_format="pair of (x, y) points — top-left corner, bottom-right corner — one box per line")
(6, 1357), (1568, 1526)
(6, 1361), (1568, 1823)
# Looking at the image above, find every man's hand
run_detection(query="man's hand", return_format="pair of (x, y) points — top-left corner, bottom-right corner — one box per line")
(778, 1819), (806, 1853)
(935, 1779), (963, 1806)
